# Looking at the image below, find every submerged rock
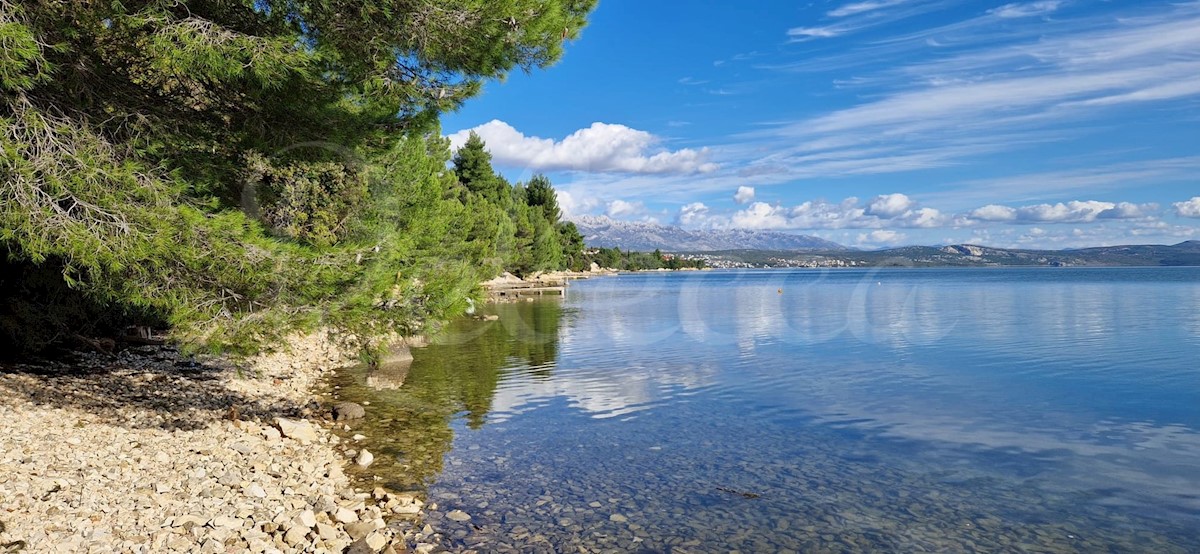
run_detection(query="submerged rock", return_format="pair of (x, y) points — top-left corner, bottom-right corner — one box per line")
(332, 401), (366, 421)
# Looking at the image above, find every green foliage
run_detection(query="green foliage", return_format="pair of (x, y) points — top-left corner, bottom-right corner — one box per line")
(558, 222), (586, 270)
(449, 136), (585, 277)
(251, 156), (368, 247)
(585, 247), (707, 271)
(524, 174), (561, 222)
(0, 20), (50, 90)
(0, 0), (598, 355)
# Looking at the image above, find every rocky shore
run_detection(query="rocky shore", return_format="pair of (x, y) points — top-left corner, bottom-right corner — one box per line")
(0, 334), (444, 553)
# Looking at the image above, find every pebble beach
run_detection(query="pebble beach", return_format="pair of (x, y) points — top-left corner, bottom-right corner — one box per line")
(0, 335), (446, 553)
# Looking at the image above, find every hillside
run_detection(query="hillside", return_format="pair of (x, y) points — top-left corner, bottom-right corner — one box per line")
(572, 216), (845, 252)
(682, 241), (1200, 268)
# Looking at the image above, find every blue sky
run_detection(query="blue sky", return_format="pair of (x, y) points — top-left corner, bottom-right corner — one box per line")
(442, 0), (1200, 249)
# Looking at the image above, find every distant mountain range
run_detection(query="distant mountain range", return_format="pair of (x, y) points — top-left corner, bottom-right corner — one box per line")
(571, 216), (846, 252)
(686, 240), (1200, 268)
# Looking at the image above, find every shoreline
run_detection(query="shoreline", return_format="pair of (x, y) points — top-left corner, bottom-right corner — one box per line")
(0, 332), (437, 553)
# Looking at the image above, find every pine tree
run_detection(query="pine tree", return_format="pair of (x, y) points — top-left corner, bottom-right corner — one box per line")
(0, 0), (598, 354)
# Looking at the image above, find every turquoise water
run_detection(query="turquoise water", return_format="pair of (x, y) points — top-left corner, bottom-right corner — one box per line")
(335, 268), (1200, 552)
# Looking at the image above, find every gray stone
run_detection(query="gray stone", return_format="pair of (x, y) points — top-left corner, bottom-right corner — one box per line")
(446, 509), (471, 522)
(332, 402), (366, 421)
(345, 520), (376, 540)
(345, 538), (375, 554)
(392, 504), (421, 516)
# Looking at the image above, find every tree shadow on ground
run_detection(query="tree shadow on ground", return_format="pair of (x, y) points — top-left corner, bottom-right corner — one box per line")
(0, 345), (311, 431)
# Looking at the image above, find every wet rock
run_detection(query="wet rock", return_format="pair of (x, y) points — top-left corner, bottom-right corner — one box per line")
(332, 402), (366, 421)
(356, 449), (375, 468)
(447, 510), (472, 522)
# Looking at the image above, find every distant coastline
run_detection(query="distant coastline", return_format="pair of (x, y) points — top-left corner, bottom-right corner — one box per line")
(658, 240), (1200, 269)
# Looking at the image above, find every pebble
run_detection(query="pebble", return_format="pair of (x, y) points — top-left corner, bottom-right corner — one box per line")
(447, 509), (472, 522)
(245, 483), (267, 498)
(0, 333), (429, 554)
(334, 507), (359, 524)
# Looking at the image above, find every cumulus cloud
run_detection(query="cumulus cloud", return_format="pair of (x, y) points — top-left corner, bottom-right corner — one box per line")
(967, 200), (1158, 224)
(1175, 197), (1200, 218)
(606, 199), (645, 218)
(679, 202), (712, 226)
(905, 207), (947, 228)
(733, 186), (756, 204)
(677, 194), (947, 231)
(729, 202), (791, 229)
(447, 120), (719, 175)
(670, 194), (1162, 233)
(865, 193), (916, 218)
(857, 230), (907, 246)
(556, 190), (601, 218)
(969, 204), (1018, 222)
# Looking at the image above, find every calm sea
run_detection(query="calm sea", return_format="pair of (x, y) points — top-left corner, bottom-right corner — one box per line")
(333, 267), (1200, 553)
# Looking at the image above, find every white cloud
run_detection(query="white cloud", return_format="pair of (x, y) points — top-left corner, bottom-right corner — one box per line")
(678, 194), (945, 231)
(671, 194), (1164, 233)
(904, 207), (947, 228)
(989, 1), (1062, 19)
(556, 190), (601, 218)
(1176, 197), (1200, 218)
(970, 204), (1018, 222)
(679, 202), (712, 227)
(447, 120), (719, 175)
(787, 26), (847, 41)
(857, 230), (907, 246)
(865, 193), (916, 218)
(828, 0), (909, 18)
(733, 186), (755, 204)
(606, 199), (644, 218)
(967, 200), (1158, 224)
(759, 6), (1200, 190)
(729, 202), (792, 229)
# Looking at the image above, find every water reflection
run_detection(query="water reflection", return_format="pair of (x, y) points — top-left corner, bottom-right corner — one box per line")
(332, 268), (1200, 552)
(330, 301), (564, 490)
